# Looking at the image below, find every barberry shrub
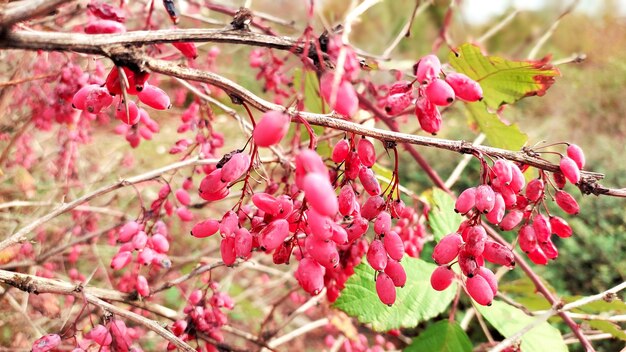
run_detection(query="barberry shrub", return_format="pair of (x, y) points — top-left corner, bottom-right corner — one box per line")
(0, 1), (624, 352)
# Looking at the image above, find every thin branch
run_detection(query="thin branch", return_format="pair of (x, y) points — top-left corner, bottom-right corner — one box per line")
(489, 281), (626, 352)
(0, 0), (74, 27)
(265, 318), (330, 349)
(0, 157), (218, 253)
(0, 269), (194, 351)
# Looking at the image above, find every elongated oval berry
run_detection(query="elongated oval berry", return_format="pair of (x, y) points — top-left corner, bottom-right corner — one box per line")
(220, 236), (237, 266)
(431, 266), (455, 291)
(361, 195), (385, 220)
(527, 247), (548, 265)
(87, 324), (113, 346)
(132, 231), (148, 249)
(486, 192), (506, 224)
(110, 251), (132, 270)
(72, 84), (100, 110)
(465, 225), (487, 257)
(550, 216), (572, 238)
(499, 209), (523, 231)
(414, 96), (442, 135)
(330, 222), (348, 245)
(137, 248), (155, 265)
(32, 334), (62, 352)
(175, 188), (190, 206)
(559, 156), (580, 184)
(376, 273), (396, 306)
(151, 234), (170, 253)
(218, 211), (238, 237)
(509, 164), (526, 193)
(385, 259), (406, 287)
(416, 54), (441, 84)
(493, 160), (513, 185)
(359, 167), (381, 196)
(116, 100), (140, 125)
(385, 90), (413, 115)
(273, 242), (293, 265)
(221, 153), (251, 183)
(458, 250), (479, 277)
(367, 239), (388, 271)
(539, 239), (559, 260)
(567, 144), (585, 169)
(306, 208), (333, 241)
(260, 219), (289, 251)
(253, 110), (290, 147)
(432, 233), (463, 265)
(295, 258), (326, 295)
(532, 214), (551, 243)
(483, 241), (515, 267)
(118, 221), (140, 242)
(138, 84), (171, 110)
(136, 275), (150, 297)
(199, 169), (227, 196)
(357, 138), (376, 167)
(332, 139), (350, 163)
(383, 231), (404, 261)
(425, 78), (455, 106)
(555, 190), (579, 215)
(191, 219), (219, 238)
(455, 187), (476, 214)
(85, 19), (126, 34)
(475, 185), (496, 213)
(305, 236), (339, 269)
(234, 228), (253, 258)
(303, 173), (338, 217)
(466, 276), (494, 306)
(477, 267), (498, 295)
(252, 193), (280, 215)
(374, 212), (392, 234)
(320, 74), (359, 117)
(553, 172), (567, 189)
(172, 42), (198, 59)
(84, 87), (113, 114)
(525, 179), (545, 202)
(444, 72), (483, 102)
(345, 216), (369, 242)
(338, 185), (356, 216)
(518, 225), (537, 253)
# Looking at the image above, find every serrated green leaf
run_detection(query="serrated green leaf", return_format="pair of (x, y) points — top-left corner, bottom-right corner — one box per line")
(588, 320), (626, 341)
(427, 188), (463, 242)
(333, 257), (456, 331)
(465, 101), (528, 150)
(476, 301), (567, 352)
(449, 43), (560, 109)
(406, 320), (472, 352)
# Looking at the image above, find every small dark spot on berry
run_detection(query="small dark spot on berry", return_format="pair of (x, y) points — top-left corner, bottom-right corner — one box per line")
(447, 97), (454, 103)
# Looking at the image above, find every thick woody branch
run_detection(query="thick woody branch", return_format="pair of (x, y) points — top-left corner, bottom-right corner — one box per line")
(0, 269), (194, 351)
(138, 58), (623, 199)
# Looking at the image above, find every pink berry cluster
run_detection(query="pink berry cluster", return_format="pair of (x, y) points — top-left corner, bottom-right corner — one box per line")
(190, 109), (430, 306)
(379, 54), (483, 135)
(110, 220), (172, 297)
(32, 319), (143, 352)
(249, 48), (292, 103)
(430, 145), (585, 306)
(324, 329), (397, 352)
(168, 283), (234, 351)
(319, 36), (361, 118)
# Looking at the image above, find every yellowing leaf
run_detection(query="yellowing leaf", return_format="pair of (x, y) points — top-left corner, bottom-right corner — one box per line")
(449, 43), (560, 109)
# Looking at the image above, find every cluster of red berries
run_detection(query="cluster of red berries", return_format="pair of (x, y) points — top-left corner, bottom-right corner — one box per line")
(32, 319), (143, 352)
(430, 145), (584, 306)
(110, 220), (172, 297)
(168, 284), (234, 351)
(380, 54), (483, 135)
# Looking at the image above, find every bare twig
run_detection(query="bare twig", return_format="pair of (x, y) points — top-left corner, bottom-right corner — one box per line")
(0, 0), (74, 27)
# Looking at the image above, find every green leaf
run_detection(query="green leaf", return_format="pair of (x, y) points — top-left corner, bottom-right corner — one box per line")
(293, 68), (324, 114)
(464, 101), (528, 150)
(588, 320), (626, 341)
(476, 301), (567, 352)
(406, 320), (472, 352)
(448, 43), (560, 109)
(427, 188), (463, 242)
(333, 257), (456, 331)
